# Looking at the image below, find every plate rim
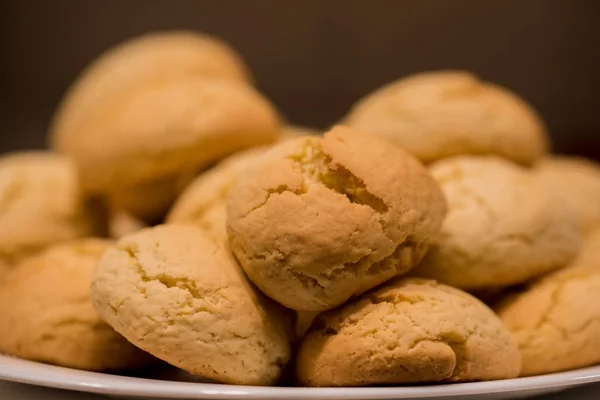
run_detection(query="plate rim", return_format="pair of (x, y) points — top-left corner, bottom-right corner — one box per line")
(1, 354), (599, 399)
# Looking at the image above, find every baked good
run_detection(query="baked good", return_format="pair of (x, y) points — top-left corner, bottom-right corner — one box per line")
(51, 30), (251, 152)
(108, 207), (148, 239)
(0, 239), (151, 371)
(227, 125), (447, 312)
(497, 268), (600, 376)
(570, 227), (600, 269)
(297, 278), (521, 386)
(412, 156), (580, 289)
(344, 71), (548, 165)
(536, 156), (600, 235)
(0, 152), (105, 265)
(90, 225), (291, 385)
(167, 147), (266, 242)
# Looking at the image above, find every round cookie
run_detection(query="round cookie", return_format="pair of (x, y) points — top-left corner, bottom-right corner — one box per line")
(497, 268), (600, 376)
(227, 125), (447, 312)
(51, 30), (251, 153)
(297, 278), (521, 386)
(344, 71), (548, 165)
(0, 152), (105, 265)
(411, 156), (580, 290)
(167, 147), (266, 242)
(90, 225), (291, 385)
(0, 239), (151, 371)
(535, 156), (600, 235)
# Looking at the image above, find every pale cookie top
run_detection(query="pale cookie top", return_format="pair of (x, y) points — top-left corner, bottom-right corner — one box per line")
(412, 156), (580, 289)
(536, 156), (600, 235)
(0, 152), (105, 264)
(167, 147), (266, 242)
(90, 225), (291, 386)
(344, 71), (548, 165)
(51, 30), (251, 153)
(297, 278), (521, 387)
(497, 268), (600, 376)
(0, 239), (150, 371)
(53, 76), (280, 195)
(227, 126), (447, 312)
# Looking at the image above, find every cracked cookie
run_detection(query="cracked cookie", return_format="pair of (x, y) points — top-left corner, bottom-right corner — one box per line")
(167, 147), (266, 242)
(297, 278), (521, 386)
(497, 268), (600, 376)
(227, 125), (447, 312)
(90, 224), (292, 385)
(0, 239), (151, 371)
(411, 156), (580, 290)
(535, 156), (600, 235)
(50, 32), (279, 221)
(344, 71), (548, 165)
(0, 152), (106, 266)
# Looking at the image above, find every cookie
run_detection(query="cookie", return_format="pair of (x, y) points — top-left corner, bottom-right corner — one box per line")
(536, 156), (600, 235)
(411, 156), (580, 289)
(167, 147), (266, 242)
(297, 278), (520, 386)
(108, 207), (148, 239)
(497, 268), (600, 376)
(344, 71), (548, 165)
(0, 239), (151, 371)
(568, 227), (600, 270)
(280, 125), (320, 141)
(90, 225), (291, 385)
(51, 30), (251, 154)
(227, 125), (447, 312)
(0, 152), (105, 265)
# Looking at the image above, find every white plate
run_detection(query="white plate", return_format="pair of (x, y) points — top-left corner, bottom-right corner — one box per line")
(1, 354), (599, 400)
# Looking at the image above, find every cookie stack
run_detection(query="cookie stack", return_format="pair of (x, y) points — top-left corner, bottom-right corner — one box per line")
(1, 31), (600, 387)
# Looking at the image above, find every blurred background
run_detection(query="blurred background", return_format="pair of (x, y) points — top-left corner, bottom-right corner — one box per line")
(1, 0), (599, 158)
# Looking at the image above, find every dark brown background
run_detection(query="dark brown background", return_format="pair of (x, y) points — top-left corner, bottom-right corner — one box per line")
(1, 0), (599, 158)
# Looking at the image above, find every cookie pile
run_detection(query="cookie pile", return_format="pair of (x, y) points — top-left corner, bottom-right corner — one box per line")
(1, 31), (600, 387)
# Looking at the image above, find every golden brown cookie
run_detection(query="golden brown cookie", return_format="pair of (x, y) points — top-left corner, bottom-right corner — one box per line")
(536, 156), (600, 235)
(412, 156), (580, 289)
(0, 239), (151, 371)
(297, 278), (521, 386)
(497, 268), (600, 376)
(344, 71), (548, 165)
(167, 147), (266, 242)
(51, 30), (251, 152)
(0, 152), (105, 265)
(227, 125), (447, 312)
(90, 225), (291, 385)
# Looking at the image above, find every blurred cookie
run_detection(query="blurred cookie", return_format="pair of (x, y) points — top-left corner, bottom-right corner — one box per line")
(108, 207), (148, 239)
(536, 156), (600, 235)
(567, 227), (600, 270)
(280, 125), (320, 141)
(227, 125), (446, 312)
(0, 152), (105, 265)
(297, 278), (520, 386)
(412, 156), (580, 289)
(90, 225), (291, 385)
(0, 239), (151, 371)
(344, 71), (548, 165)
(51, 30), (251, 152)
(497, 268), (600, 376)
(167, 147), (266, 242)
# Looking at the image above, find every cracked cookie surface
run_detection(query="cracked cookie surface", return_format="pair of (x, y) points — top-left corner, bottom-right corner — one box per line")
(227, 125), (447, 312)
(90, 224), (292, 385)
(535, 156), (600, 235)
(344, 71), (548, 165)
(497, 268), (600, 376)
(411, 156), (580, 289)
(0, 152), (106, 266)
(0, 238), (151, 371)
(167, 147), (266, 242)
(297, 278), (520, 386)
